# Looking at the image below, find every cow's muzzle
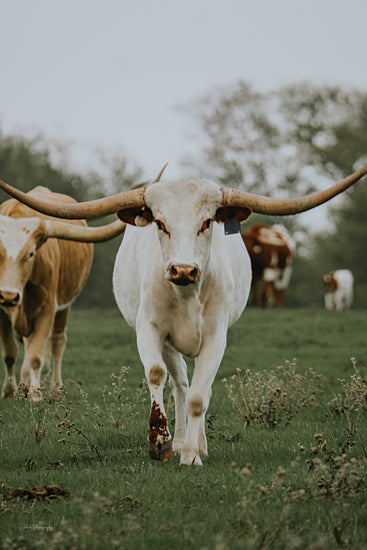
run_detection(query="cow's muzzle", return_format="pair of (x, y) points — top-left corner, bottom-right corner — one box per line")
(0, 290), (21, 307)
(166, 263), (201, 286)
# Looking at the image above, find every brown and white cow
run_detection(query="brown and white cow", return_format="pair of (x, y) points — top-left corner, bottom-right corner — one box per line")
(0, 186), (125, 401)
(0, 167), (365, 464)
(323, 269), (354, 311)
(242, 224), (295, 307)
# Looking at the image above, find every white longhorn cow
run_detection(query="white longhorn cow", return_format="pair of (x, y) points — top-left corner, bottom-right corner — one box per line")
(0, 166), (365, 464)
(113, 180), (251, 464)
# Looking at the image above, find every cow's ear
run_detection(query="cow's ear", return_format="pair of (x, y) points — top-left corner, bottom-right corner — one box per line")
(215, 206), (252, 223)
(34, 221), (48, 249)
(117, 205), (154, 226)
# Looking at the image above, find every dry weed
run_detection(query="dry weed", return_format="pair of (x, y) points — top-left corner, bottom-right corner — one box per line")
(328, 358), (367, 436)
(78, 366), (147, 433)
(223, 359), (324, 428)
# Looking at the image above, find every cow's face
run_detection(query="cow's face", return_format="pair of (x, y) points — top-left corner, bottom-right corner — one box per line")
(117, 179), (251, 286)
(323, 273), (338, 293)
(0, 216), (47, 308)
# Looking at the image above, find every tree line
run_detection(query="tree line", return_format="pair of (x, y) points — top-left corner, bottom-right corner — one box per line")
(0, 81), (366, 308)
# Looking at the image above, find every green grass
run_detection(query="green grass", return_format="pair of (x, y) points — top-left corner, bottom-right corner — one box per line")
(1, 308), (367, 549)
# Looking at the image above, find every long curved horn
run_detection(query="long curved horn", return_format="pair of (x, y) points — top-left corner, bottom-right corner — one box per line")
(221, 167), (367, 215)
(45, 219), (126, 242)
(0, 181), (146, 220)
(0, 164), (169, 219)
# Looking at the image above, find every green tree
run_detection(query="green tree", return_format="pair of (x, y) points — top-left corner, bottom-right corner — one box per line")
(183, 81), (367, 307)
(183, 81), (367, 193)
(0, 131), (90, 202)
(278, 84), (367, 178)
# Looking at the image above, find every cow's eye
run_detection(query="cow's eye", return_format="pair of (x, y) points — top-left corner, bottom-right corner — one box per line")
(26, 251), (35, 261)
(199, 219), (212, 234)
(155, 220), (169, 234)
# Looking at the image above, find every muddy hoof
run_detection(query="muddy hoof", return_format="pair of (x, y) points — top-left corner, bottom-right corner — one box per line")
(149, 440), (173, 462)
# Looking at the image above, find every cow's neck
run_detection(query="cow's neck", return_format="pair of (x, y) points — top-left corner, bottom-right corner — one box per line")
(166, 285), (203, 358)
(1, 304), (33, 338)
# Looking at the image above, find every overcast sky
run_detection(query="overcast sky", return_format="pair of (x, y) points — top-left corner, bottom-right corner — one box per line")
(1, 0), (367, 182)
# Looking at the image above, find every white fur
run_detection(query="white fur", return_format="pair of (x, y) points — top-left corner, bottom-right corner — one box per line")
(324, 269), (354, 311)
(0, 216), (41, 260)
(113, 179), (251, 465)
(272, 224), (296, 254)
(261, 225), (295, 296)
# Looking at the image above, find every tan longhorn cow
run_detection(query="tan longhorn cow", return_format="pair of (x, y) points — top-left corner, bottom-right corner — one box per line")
(0, 166), (365, 463)
(0, 186), (125, 401)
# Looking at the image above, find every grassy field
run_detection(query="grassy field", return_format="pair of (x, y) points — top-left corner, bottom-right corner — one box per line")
(0, 307), (367, 549)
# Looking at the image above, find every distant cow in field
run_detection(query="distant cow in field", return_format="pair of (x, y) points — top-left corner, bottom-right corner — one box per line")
(0, 166), (366, 464)
(242, 224), (295, 307)
(0, 186), (124, 401)
(323, 269), (354, 311)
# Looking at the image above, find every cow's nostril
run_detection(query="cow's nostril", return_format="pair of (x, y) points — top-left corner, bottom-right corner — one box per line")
(168, 264), (201, 285)
(0, 290), (20, 306)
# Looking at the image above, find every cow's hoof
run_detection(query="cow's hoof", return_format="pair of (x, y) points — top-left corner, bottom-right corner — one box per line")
(148, 440), (173, 462)
(180, 452), (203, 466)
(2, 379), (17, 398)
(28, 387), (42, 403)
(49, 384), (65, 402)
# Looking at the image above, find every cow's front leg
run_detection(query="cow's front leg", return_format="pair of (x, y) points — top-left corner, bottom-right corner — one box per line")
(49, 307), (70, 400)
(163, 344), (189, 453)
(137, 319), (172, 462)
(0, 312), (18, 398)
(21, 311), (53, 401)
(180, 328), (227, 466)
